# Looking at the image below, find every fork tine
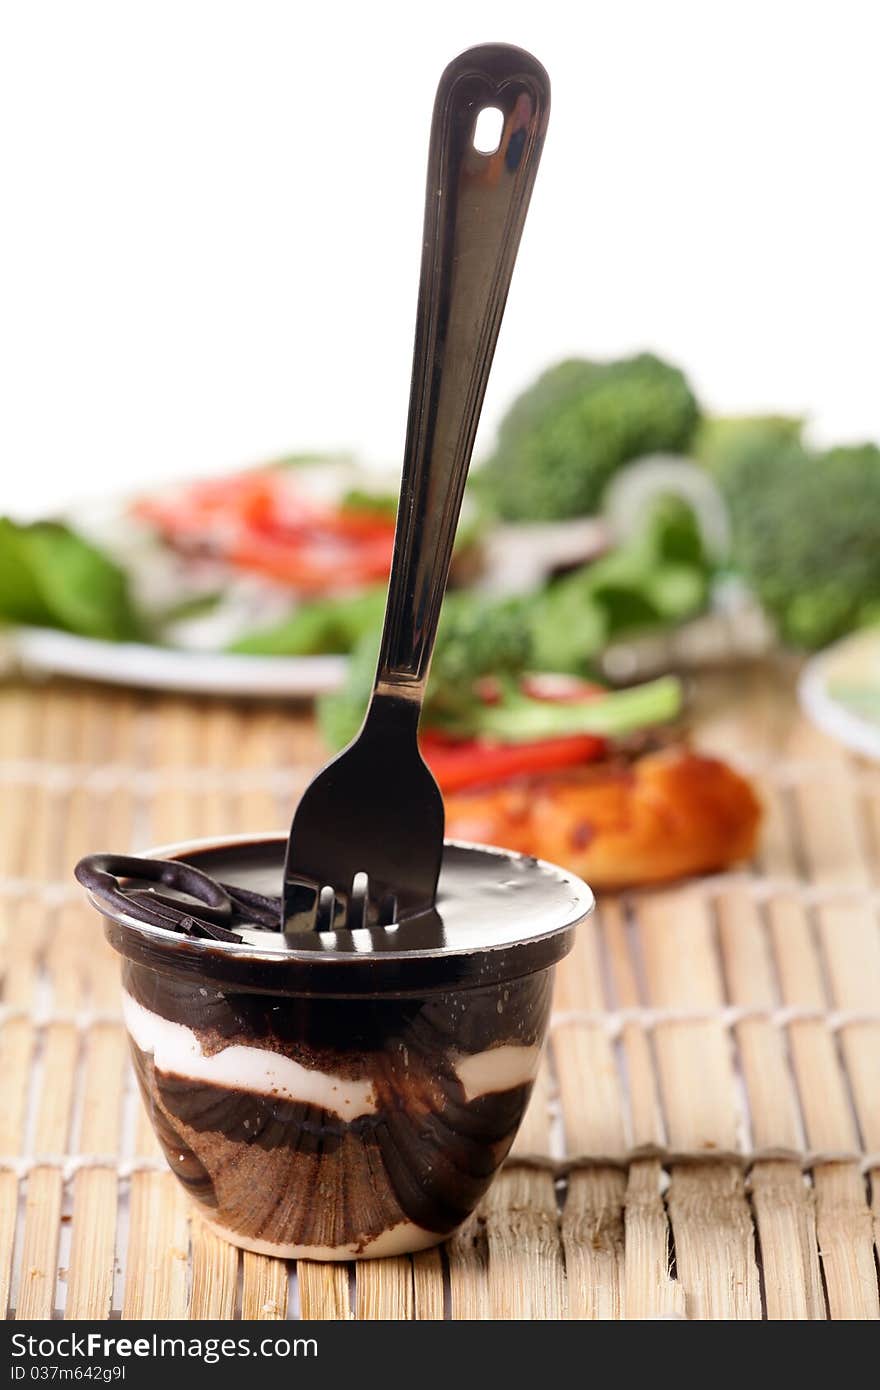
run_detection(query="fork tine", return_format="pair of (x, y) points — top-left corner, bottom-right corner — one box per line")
(315, 885), (343, 933)
(284, 880), (320, 934)
(349, 873), (369, 932)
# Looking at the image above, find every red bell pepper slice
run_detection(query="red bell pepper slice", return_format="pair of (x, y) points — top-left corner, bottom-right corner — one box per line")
(420, 732), (607, 793)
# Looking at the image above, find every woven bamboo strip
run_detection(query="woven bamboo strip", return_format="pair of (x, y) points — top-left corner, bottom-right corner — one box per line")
(0, 796), (22, 880)
(716, 886), (823, 1318)
(791, 774), (880, 1133)
(622, 1161), (685, 1320)
(123, 1171), (190, 1319)
(23, 691), (73, 885)
(0, 689), (38, 886)
(189, 1216), (239, 1320)
(554, 911), (627, 1154)
(33, 1025), (78, 1152)
(196, 704), (240, 836)
(65, 1171), (119, 1320)
(46, 905), (91, 1013)
(602, 899), (666, 1148)
(64, 801), (128, 1318)
(0, 1017), (34, 1153)
(840, 1022), (880, 1155)
(241, 1253), (289, 1319)
(0, 686), (36, 758)
(788, 771), (880, 1319)
(553, 910), (626, 1318)
(478, 950), (566, 1320)
(638, 889), (761, 1319)
(0, 1170), (18, 1317)
(278, 706), (325, 772)
(750, 1163), (825, 1320)
(602, 899), (685, 1318)
(665, 1163), (760, 1320)
(813, 1165), (879, 1319)
(4, 900), (47, 1009)
(413, 1249), (445, 1320)
(16, 1167), (63, 1318)
(298, 1261), (352, 1320)
(563, 1169), (626, 1320)
(355, 1257), (414, 1319)
(78, 1022), (128, 1154)
(447, 1211), (490, 1319)
(483, 1166), (565, 1319)
(148, 698), (206, 844)
(60, 783), (93, 867)
(758, 782), (878, 1319)
(0, 1006), (32, 1320)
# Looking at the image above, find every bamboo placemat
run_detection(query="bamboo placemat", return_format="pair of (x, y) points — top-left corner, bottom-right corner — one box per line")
(1, 661), (878, 1320)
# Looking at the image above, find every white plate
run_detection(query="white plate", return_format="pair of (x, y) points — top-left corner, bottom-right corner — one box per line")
(798, 627), (880, 761)
(9, 627), (348, 698)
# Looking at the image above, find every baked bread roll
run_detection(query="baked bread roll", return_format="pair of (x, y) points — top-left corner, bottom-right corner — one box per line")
(443, 746), (760, 889)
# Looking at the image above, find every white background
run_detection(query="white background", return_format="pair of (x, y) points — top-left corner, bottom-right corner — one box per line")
(2, 0), (878, 516)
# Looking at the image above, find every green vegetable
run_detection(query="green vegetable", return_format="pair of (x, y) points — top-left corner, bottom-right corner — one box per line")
(706, 432), (880, 649)
(520, 494), (712, 672)
(317, 586), (683, 750)
(421, 592), (533, 724)
(693, 414), (805, 476)
(428, 674), (682, 743)
(156, 591), (224, 627)
(318, 592), (532, 748)
(339, 489), (398, 520)
(267, 451), (357, 470)
(0, 518), (144, 641)
(228, 587), (388, 656)
(476, 353), (700, 521)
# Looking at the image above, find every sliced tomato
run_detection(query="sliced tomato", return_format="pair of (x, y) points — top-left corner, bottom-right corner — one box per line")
(133, 470), (397, 591)
(421, 732), (608, 794)
(229, 531), (394, 591)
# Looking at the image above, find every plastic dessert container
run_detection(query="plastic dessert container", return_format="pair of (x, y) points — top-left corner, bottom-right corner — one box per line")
(79, 833), (593, 1260)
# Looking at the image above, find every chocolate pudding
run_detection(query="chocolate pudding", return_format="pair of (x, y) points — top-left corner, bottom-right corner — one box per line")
(79, 835), (592, 1259)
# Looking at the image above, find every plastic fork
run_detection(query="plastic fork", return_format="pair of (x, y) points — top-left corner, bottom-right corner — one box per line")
(282, 44), (550, 936)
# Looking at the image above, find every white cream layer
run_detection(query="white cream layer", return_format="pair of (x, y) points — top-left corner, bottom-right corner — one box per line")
(124, 993), (540, 1120)
(204, 1215), (445, 1262)
(453, 1043), (542, 1101)
(122, 992), (378, 1120)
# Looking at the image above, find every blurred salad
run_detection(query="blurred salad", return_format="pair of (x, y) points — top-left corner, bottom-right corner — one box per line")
(2, 353), (880, 667)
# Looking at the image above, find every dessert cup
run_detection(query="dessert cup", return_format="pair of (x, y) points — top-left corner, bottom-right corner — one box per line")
(80, 833), (592, 1260)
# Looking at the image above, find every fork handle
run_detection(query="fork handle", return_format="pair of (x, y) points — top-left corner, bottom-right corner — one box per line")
(373, 44), (550, 704)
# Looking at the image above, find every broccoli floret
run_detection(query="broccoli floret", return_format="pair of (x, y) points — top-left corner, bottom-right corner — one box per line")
(318, 592), (532, 748)
(715, 437), (880, 649)
(423, 592), (532, 723)
(476, 353), (700, 521)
